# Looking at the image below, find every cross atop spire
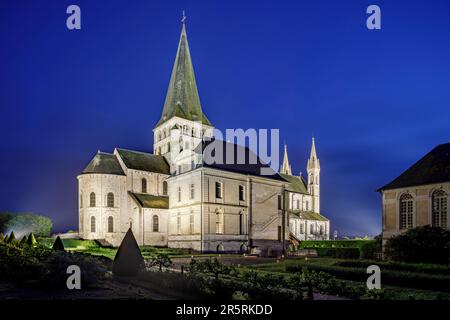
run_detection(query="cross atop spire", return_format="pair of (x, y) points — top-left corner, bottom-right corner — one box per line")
(181, 10), (186, 24)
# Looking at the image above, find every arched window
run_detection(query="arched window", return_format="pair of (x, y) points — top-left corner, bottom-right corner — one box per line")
(153, 215), (159, 232)
(108, 216), (114, 233)
(162, 181), (168, 195)
(399, 193), (414, 230)
(80, 194), (83, 208)
(300, 223), (304, 234)
(178, 186), (181, 202)
(142, 178), (147, 193)
(310, 224), (314, 234)
(107, 192), (114, 207)
(157, 132), (161, 141)
(215, 211), (224, 234)
(432, 190), (447, 228)
(90, 192), (96, 207)
(91, 216), (96, 232)
(189, 213), (195, 234)
(319, 225), (324, 235)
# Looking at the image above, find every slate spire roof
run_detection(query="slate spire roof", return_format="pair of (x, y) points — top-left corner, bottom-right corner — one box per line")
(378, 142), (450, 191)
(156, 20), (211, 127)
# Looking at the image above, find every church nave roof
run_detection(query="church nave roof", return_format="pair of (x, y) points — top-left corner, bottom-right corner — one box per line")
(82, 152), (126, 176)
(116, 148), (170, 174)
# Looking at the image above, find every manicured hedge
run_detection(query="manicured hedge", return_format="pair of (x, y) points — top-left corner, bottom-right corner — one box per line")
(299, 240), (375, 249)
(303, 247), (360, 259)
(285, 263), (450, 292)
(334, 260), (450, 275)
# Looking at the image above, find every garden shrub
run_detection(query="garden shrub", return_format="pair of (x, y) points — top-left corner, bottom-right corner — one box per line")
(384, 225), (450, 264)
(334, 260), (450, 275)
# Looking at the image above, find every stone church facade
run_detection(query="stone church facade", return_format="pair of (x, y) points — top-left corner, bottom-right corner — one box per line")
(78, 20), (330, 254)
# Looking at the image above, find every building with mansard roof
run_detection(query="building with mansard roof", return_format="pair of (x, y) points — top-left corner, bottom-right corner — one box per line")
(77, 19), (330, 255)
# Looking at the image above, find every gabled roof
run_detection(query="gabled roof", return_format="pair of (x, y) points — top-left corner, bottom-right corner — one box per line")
(378, 142), (450, 191)
(116, 148), (170, 174)
(129, 192), (169, 209)
(279, 173), (309, 194)
(156, 23), (211, 127)
(82, 152), (126, 176)
(289, 210), (328, 221)
(198, 139), (287, 182)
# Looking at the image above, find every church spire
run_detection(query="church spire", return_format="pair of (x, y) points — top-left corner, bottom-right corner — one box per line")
(280, 144), (292, 175)
(307, 136), (319, 170)
(156, 14), (211, 127)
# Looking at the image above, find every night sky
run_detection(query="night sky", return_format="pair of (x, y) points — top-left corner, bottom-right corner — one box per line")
(1, 0), (449, 236)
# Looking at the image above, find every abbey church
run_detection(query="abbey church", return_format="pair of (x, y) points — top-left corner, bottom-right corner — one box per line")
(77, 20), (330, 255)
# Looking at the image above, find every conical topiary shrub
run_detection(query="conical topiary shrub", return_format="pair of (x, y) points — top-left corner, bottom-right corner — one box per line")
(52, 236), (65, 251)
(0, 233), (4, 243)
(7, 231), (16, 243)
(112, 228), (144, 277)
(19, 236), (27, 246)
(27, 233), (38, 247)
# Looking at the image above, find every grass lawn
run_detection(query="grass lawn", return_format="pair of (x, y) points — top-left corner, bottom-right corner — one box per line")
(248, 257), (450, 300)
(38, 238), (234, 260)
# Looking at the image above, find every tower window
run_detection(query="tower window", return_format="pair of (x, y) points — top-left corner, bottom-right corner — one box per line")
(162, 181), (168, 195)
(107, 192), (114, 207)
(278, 195), (282, 210)
(108, 216), (114, 233)
(90, 216), (96, 233)
(142, 178), (147, 193)
(90, 192), (96, 207)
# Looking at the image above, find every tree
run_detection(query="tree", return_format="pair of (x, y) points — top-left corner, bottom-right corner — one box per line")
(4, 213), (52, 237)
(385, 225), (450, 264)
(0, 232), (4, 242)
(7, 231), (16, 243)
(52, 236), (65, 251)
(112, 228), (144, 277)
(27, 233), (38, 247)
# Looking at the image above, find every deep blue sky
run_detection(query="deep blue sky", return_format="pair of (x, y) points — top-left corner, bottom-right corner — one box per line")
(1, 0), (449, 236)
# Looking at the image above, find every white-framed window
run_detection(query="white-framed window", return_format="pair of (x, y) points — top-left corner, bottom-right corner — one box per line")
(432, 190), (447, 228)
(80, 193), (83, 208)
(399, 193), (414, 230)
(296, 199), (300, 210)
(177, 213), (181, 234)
(178, 187), (181, 202)
(215, 211), (224, 234)
(239, 212), (244, 235)
(142, 178), (147, 193)
(300, 223), (304, 234)
(189, 213), (194, 234)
